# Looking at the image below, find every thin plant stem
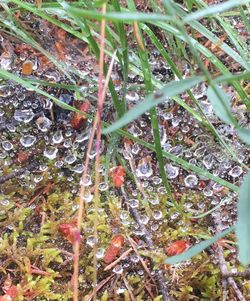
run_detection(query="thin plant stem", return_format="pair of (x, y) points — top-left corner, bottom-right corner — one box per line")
(93, 3), (106, 300)
(72, 48), (116, 301)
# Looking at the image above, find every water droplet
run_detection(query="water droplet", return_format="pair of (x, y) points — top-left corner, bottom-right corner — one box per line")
(6, 124), (16, 132)
(2, 140), (13, 151)
(99, 182), (109, 191)
(72, 164), (84, 174)
(165, 164), (179, 179)
(52, 130), (63, 144)
(34, 175), (43, 183)
(63, 138), (72, 148)
(163, 112), (173, 120)
(128, 199), (139, 208)
(149, 199), (159, 205)
(43, 146), (58, 160)
(20, 135), (36, 147)
(203, 186), (213, 197)
(138, 214), (149, 225)
(136, 157), (153, 178)
(202, 154), (214, 169)
(96, 248), (105, 259)
(80, 175), (92, 186)
(0, 199), (10, 206)
(132, 143), (140, 155)
(228, 166), (243, 178)
(152, 176), (162, 185)
(113, 265), (123, 274)
(83, 191), (93, 203)
(170, 212), (180, 220)
(184, 174), (198, 188)
(64, 154), (77, 165)
(14, 109), (34, 123)
(86, 235), (97, 247)
(130, 254), (140, 263)
(36, 116), (52, 132)
(152, 210), (163, 220)
(55, 160), (63, 168)
(151, 223), (159, 231)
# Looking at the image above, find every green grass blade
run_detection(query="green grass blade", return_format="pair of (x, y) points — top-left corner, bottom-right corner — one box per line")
(207, 85), (237, 125)
(236, 127), (250, 145)
(184, 0), (250, 22)
(236, 171), (250, 265)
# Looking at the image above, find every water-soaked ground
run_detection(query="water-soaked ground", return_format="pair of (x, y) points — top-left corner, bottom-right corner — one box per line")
(0, 7), (250, 301)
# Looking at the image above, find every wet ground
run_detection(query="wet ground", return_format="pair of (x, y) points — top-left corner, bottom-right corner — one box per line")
(0, 5), (250, 301)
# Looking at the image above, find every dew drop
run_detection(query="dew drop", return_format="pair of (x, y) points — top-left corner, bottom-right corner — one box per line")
(52, 130), (63, 144)
(14, 109), (34, 123)
(149, 199), (159, 205)
(113, 265), (123, 274)
(64, 154), (77, 165)
(136, 157), (153, 178)
(96, 248), (105, 259)
(128, 199), (139, 208)
(99, 182), (109, 191)
(228, 166), (243, 178)
(20, 135), (36, 147)
(184, 174), (198, 188)
(86, 235), (97, 247)
(152, 210), (163, 220)
(165, 164), (179, 179)
(43, 146), (58, 160)
(36, 116), (52, 132)
(0, 199), (10, 206)
(71, 164), (84, 174)
(2, 141), (13, 151)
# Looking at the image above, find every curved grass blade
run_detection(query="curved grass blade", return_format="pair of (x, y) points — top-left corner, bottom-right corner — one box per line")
(207, 85), (237, 125)
(165, 226), (235, 264)
(236, 171), (250, 265)
(184, 0), (250, 22)
(103, 76), (203, 134)
(236, 127), (250, 146)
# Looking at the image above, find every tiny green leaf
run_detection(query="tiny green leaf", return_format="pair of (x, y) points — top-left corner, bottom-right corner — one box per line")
(103, 76), (203, 134)
(165, 226), (235, 265)
(236, 171), (250, 266)
(207, 85), (236, 125)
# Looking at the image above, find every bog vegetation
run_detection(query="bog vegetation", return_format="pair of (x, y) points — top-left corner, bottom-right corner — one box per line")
(0, 0), (249, 300)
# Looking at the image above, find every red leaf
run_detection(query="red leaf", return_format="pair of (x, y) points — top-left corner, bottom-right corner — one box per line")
(58, 223), (81, 244)
(70, 101), (91, 130)
(104, 234), (125, 264)
(111, 234), (125, 248)
(165, 240), (190, 256)
(5, 286), (18, 298)
(22, 60), (33, 75)
(109, 166), (126, 188)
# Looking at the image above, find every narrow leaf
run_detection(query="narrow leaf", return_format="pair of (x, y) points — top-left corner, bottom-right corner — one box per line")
(207, 85), (236, 124)
(165, 226), (235, 264)
(236, 171), (250, 266)
(103, 76), (203, 134)
(236, 127), (250, 145)
(184, 0), (250, 22)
